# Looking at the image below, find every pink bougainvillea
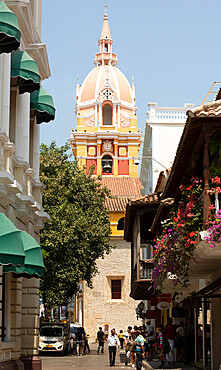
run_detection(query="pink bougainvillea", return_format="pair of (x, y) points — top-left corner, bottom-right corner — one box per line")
(153, 178), (203, 291)
(153, 176), (221, 292)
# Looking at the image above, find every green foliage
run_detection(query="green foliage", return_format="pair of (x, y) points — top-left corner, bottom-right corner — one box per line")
(40, 141), (111, 307)
(209, 132), (221, 178)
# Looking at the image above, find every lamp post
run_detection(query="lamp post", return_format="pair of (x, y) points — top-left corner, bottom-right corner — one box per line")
(133, 156), (168, 170)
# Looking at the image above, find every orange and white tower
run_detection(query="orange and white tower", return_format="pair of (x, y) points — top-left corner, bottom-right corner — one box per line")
(70, 10), (142, 177)
(70, 10), (143, 337)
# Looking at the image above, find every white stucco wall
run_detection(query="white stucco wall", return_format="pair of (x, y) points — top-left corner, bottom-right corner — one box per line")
(151, 123), (184, 191)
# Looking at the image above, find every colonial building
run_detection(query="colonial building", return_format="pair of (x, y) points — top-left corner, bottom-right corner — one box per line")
(70, 11), (143, 339)
(0, 1), (55, 369)
(125, 93), (221, 370)
(140, 102), (193, 195)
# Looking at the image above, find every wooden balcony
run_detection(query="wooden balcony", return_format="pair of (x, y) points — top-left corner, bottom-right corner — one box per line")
(131, 260), (153, 300)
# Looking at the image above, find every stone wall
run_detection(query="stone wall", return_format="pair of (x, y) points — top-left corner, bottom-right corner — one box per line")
(83, 239), (142, 341)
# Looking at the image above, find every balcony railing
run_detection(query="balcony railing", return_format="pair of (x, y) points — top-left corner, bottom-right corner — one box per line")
(155, 108), (187, 121)
(215, 192), (220, 213)
(140, 260), (153, 280)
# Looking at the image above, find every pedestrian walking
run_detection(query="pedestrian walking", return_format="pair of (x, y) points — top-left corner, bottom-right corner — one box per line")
(164, 317), (175, 365)
(130, 330), (137, 368)
(97, 327), (105, 353)
(135, 330), (145, 370)
(153, 327), (165, 369)
(84, 332), (90, 354)
(107, 328), (120, 367)
(74, 327), (83, 356)
(118, 330), (124, 349)
(124, 326), (132, 366)
(146, 320), (154, 360)
(176, 322), (185, 362)
(80, 327), (86, 355)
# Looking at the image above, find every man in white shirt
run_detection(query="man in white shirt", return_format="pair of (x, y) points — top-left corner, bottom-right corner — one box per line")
(107, 328), (120, 367)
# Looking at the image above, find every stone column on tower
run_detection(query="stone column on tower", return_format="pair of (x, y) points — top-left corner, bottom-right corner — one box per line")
(113, 139), (118, 177)
(97, 139), (102, 175)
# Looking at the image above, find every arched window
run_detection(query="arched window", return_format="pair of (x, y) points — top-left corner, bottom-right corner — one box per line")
(105, 43), (108, 52)
(102, 105), (112, 125)
(117, 217), (125, 231)
(102, 155), (113, 174)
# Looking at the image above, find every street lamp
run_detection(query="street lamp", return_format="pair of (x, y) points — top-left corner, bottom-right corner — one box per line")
(133, 157), (168, 170)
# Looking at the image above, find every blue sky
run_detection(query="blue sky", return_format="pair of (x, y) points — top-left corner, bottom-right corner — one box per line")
(40, 0), (221, 146)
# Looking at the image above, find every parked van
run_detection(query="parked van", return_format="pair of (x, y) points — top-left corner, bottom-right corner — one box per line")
(39, 322), (70, 355)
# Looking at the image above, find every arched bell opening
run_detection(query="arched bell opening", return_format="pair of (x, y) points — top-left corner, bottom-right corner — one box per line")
(102, 155), (113, 174)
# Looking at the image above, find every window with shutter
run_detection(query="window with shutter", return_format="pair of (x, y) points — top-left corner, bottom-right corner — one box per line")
(111, 280), (121, 299)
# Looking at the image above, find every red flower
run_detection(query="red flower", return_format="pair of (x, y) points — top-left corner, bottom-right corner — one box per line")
(186, 185), (193, 191)
(212, 176), (221, 185)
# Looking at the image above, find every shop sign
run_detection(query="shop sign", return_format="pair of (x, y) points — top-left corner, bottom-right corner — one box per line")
(145, 310), (157, 319)
(157, 294), (171, 303)
(157, 302), (171, 310)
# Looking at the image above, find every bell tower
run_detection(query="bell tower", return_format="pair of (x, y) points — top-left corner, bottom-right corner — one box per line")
(69, 10), (143, 339)
(70, 10), (142, 178)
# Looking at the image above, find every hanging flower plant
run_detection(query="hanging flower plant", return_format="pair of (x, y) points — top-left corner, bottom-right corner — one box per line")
(204, 176), (221, 248)
(153, 178), (203, 292)
(204, 210), (221, 248)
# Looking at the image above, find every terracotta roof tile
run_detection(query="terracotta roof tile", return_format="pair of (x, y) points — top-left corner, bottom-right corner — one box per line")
(99, 177), (143, 212)
(187, 99), (221, 118)
(100, 177), (143, 197)
(129, 193), (159, 206)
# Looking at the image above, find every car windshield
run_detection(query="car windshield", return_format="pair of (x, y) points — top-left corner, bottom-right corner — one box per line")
(40, 327), (63, 337)
(70, 327), (78, 334)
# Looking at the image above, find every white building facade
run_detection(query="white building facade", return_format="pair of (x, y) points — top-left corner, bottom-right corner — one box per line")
(0, 1), (55, 369)
(140, 102), (193, 195)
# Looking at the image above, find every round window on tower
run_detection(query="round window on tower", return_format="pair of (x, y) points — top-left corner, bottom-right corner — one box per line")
(102, 89), (112, 100)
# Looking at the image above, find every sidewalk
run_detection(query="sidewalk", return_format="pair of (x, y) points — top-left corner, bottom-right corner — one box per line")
(142, 359), (197, 370)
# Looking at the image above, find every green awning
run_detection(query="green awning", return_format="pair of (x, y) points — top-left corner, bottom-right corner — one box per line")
(30, 86), (55, 124)
(11, 50), (40, 94)
(4, 231), (45, 278)
(0, 213), (25, 266)
(0, 2), (20, 54)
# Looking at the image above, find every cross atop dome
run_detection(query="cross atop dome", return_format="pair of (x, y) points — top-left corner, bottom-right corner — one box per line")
(94, 10), (118, 66)
(100, 7), (111, 40)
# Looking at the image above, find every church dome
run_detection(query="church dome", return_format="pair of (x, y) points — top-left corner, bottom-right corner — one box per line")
(78, 65), (134, 105)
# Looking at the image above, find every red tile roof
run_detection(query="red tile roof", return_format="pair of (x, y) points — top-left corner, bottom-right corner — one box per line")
(187, 99), (221, 118)
(99, 177), (143, 212)
(129, 193), (159, 206)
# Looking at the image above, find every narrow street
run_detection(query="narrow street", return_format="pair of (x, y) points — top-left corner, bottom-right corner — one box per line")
(41, 343), (126, 369)
(41, 343), (197, 370)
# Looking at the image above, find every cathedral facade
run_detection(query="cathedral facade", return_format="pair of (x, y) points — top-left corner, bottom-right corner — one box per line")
(70, 11), (143, 339)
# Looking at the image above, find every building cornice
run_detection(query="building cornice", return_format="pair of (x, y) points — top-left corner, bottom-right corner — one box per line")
(6, 0), (51, 80)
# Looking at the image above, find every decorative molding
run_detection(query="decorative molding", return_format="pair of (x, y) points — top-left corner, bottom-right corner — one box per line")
(120, 116), (131, 128)
(85, 115), (95, 127)
(102, 140), (113, 153)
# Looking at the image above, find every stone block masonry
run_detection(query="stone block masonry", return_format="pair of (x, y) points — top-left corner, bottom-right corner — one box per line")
(83, 239), (142, 340)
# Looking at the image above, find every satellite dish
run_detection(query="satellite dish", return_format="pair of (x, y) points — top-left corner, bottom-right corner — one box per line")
(157, 302), (171, 310)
